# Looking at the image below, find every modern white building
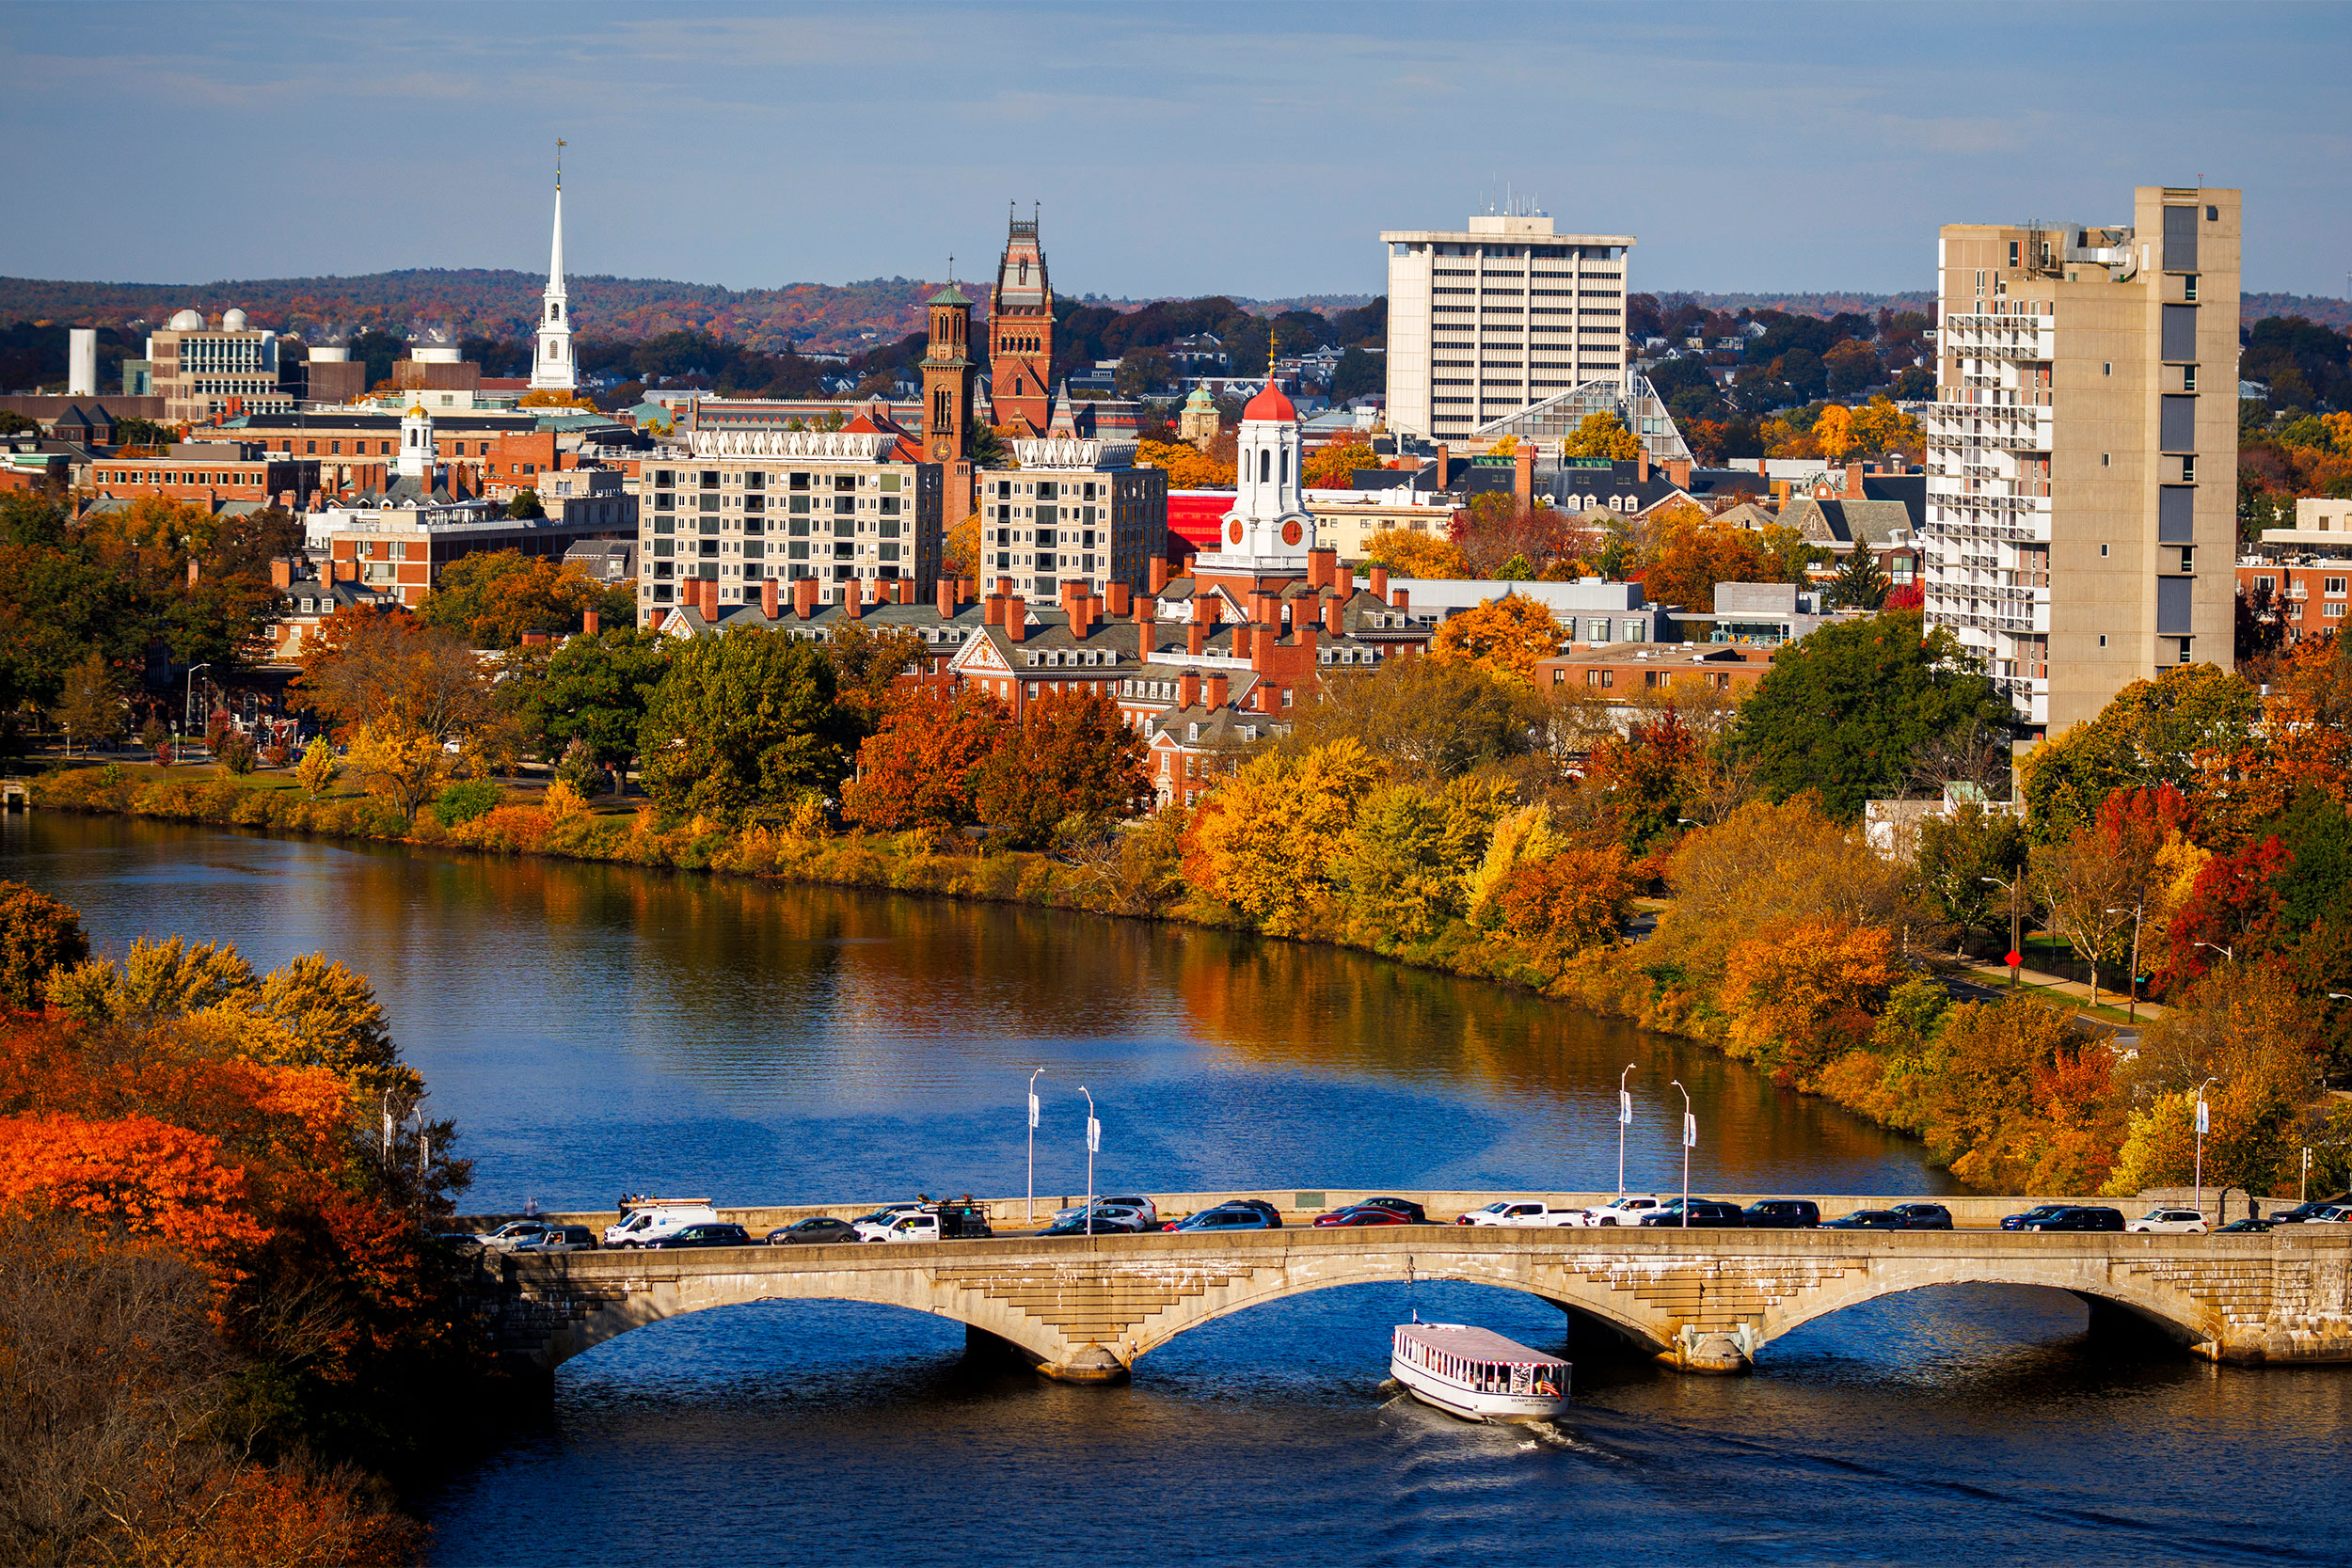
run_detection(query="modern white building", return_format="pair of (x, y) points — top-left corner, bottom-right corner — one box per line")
(1381, 208), (1634, 442)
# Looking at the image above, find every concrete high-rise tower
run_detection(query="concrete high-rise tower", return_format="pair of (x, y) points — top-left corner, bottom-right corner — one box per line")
(531, 158), (577, 393)
(1920, 186), (2239, 740)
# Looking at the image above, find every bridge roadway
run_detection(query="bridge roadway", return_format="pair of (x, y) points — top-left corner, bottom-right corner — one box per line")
(465, 1195), (2352, 1382)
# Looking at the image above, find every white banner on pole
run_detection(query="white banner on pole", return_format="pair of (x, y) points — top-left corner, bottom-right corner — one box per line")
(1619, 1090), (1632, 1126)
(1683, 1113), (1697, 1148)
(1087, 1117), (1102, 1154)
(1028, 1092), (1040, 1129)
(2196, 1100), (2210, 1133)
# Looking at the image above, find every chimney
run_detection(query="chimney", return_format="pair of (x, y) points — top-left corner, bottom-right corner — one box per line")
(1308, 546), (1337, 590)
(1256, 681), (1278, 713)
(1844, 461), (1864, 499)
(1638, 448), (1650, 483)
(521, 631), (549, 647)
(583, 607), (601, 637)
(1514, 445), (1534, 508)
(701, 579), (720, 620)
(187, 558), (199, 587)
(333, 559), (356, 582)
(1205, 673), (1229, 709)
(269, 559), (293, 589)
(1391, 588), (1410, 612)
(996, 575), (1015, 599)
(794, 578), (820, 618)
(1324, 595), (1343, 634)
(759, 579), (777, 620)
(1369, 564), (1389, 603)
(1232, 625), (1253, 660)
(1179, 671), (1201, 709)
(1107, 581), (1132, 616)
(1434, 444), (1450, 490)
(1071, 595), (1093, 641)
(938, 577), (960, 618)
(1060, 578), (1082, 617)
(1149, 555), (1169, 594)
(1004, 596), (1026, 641)
(1668, 457), (1692, 490)
(1136, 594), (1156, 662)
(1186, 621), (1206, 657)
(1199, 594), (1223, 626)
(844, 580), (864, 618)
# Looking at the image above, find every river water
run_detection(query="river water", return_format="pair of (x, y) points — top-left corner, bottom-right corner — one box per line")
(6, 814), (2346, 1565)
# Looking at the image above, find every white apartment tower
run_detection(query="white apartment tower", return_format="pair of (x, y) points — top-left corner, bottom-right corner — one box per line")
(531, 178), (577, 392)
(1381, 209), (1634, 441)
(1920, 186), (2239, 739)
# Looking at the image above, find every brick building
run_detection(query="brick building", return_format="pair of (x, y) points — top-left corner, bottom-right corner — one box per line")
(83, 441), (318, 507)
(990, 212), (1055, 436)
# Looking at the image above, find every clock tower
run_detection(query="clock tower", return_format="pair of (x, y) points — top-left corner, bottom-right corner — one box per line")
(989, 208), (1055, 436)
(920, 278), (977, 532)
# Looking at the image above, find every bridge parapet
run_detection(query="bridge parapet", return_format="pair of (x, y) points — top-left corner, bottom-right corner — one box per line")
(461, 1225), (2352, 1384)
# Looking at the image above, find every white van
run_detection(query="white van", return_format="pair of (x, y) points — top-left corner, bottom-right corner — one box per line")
(604, 1199), (719, 1249)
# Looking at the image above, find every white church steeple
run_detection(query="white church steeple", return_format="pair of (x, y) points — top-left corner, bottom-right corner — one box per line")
(531, 144), (577, 393)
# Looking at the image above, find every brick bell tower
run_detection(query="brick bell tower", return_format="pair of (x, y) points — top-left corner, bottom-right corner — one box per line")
(921, 275), (977, 531)
(989, 205), (1054, 437)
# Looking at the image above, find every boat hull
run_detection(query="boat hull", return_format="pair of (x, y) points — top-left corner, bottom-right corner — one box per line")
(1390, 1352), (1569, 1423)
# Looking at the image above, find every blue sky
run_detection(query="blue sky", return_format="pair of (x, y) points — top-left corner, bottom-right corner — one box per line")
(4, 1), (2346, 300)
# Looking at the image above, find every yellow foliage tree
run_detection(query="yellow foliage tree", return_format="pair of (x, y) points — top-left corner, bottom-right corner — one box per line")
(1361, 528), (1469, 578)
(1428, 594), (1564, 684)
(1182, 737), (1387, 936)
(294, 736), (339, 798)
(342, 722), (446, 823)
(1811, 404), (1857, 460)
(1465, 802), (1568, 916)
(518, 388), (596, 410)
(945, 513), (981, 580)
(1848, 396), (1925, 459)
(1562, 411), (1641, 461)
(1303, 440), (1378, 489)
(1136, 438), (1235, 488)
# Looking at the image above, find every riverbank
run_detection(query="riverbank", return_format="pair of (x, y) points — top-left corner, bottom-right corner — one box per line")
(17, 759), (2167, 1199)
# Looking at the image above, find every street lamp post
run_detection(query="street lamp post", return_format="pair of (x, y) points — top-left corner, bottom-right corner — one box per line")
(1616, 1063), (1637, 1198)
(1079, 1086), (1099, 1238)
(1981, 875), (2023, 989)
(2106, 900), (2146, 1022)
(2193, 1077), (2217, 1223)
(1669, 1079), (1692, 1228)
(2302, 1146), (2313, 1204)
(1026, 1067), (1046, 1222)
(2195, 941), (2233, 965)
(183, 664), (211, 750)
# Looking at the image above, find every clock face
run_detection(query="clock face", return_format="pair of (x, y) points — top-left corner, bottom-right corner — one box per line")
(1228, 520), (1245, 545)
(1280, 519), (1303, 546)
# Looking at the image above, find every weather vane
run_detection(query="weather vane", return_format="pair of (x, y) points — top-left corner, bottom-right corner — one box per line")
(556, 138), (565, 188)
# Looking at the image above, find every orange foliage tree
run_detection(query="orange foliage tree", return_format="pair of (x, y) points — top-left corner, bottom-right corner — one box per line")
(0, 879), (87, 1008)
(970, 689), (1153, 848)
(1361, 527), (1469, 578)
(1494, 847), (1638, 967)
(841, 684), (1011, 832)
(1720, 919), (1900, 1085)
(1427, 594), (1563, 683)
(1304, 440), (1377, 489)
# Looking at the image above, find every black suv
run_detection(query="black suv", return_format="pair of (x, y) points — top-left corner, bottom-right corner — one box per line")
(1741, 1200), (1820, 1229)
(2020, 1207), (2124, 1233)
(648, 1223), (755, 1249)
(1889, 1203), (1954, 1230)
(767, 1216), (859, 1246)
(1640, 1199), (1747, 1228)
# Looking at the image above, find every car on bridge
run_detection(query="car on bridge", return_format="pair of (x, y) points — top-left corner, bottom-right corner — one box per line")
(1999, 1205), (2073, 1231)
(1559, 1196), (1666, 1227)
(1313, 1205), (1413, 1227)
(604, 1200), (720, 1248)
(858, 1203), (994, 1243)
(2017, 1206), (2125, 1232)
(1054, 1196), (1160, 1228)
(1456, 1199), (1584, 1228)
(645, 1223), (755, 1250)
(1165, 1202), (1281, 1233)
(514, 1225), (598, 1253)
(1822, 1210), (1908, 1229)
(1638, 1199), (1746, 1228)
(2127, 1208), (2211, 1234)
(1740, 1200), (1820, 1228)
(1889, 1203), (1954, 1230)
(2215, 1218), (2274, 1234)
(1041, 1209), (1154, 1236)
(768, 1216), (860, 1246)
(2264, 1198), (2350, 1226)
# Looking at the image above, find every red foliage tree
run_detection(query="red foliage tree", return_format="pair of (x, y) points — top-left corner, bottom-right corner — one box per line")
(840, 683), (1009, 832)
(971, 689), (1153, 848)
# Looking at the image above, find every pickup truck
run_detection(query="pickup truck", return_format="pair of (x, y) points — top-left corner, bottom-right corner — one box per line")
(1454, 1199), (1584, 1228)
(1561, 1195), (1668, 1227)
(855, 1202), (994, 1243)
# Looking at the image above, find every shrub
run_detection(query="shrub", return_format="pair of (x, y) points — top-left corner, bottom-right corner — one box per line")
(428, 779), (503, 829)
(215, 731), (257, 776)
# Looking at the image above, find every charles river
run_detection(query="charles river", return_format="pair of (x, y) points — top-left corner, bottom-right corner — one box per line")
(5, 812), (2345, 1565)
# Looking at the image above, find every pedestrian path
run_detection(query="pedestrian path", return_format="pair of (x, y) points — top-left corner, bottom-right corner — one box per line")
(1951, 958), (2165, 1022)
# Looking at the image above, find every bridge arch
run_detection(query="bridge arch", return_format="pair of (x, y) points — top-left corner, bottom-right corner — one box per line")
(1755, 1260), (2218, 1357)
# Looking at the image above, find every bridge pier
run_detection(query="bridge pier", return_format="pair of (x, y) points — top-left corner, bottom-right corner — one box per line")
(963, 1323), (1130, 1385)
(1665, 1324), (1756, 1376)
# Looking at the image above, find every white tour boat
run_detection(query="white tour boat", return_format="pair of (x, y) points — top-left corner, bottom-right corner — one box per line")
(1390, 1321), (1570, 1423)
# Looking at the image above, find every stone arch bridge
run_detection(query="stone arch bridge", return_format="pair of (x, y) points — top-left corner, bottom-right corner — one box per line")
(471, 1225), (2352, 1382)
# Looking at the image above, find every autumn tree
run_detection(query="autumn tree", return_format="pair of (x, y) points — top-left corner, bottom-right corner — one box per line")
(54, 651), (125, 752)
(1427, 594), (1562, 684)
(971, 689), (1152, 848)
(1562, 410), (1641, 460)
(1914, 802), (2027, 956)
(1581, 704), (1708, 852)
(0, 879), (87, 1009)
(1639, 505), (1776, 611)
(1493, 845), (1638, 966)
(1135, 437), (1234, 488)
(819, 618), (932, 724)
(294, 607), (494, 745)
(1721, 918), (1900, 1084)
(294, 735), (338, 797)
(2107, 964), (2321, 1196)
(1303, 440), (1377, 489)
(1337, 776), (1512, 941)
(1360, 527), (1469, 578)
(2016, 662), (2260, 842)
(840, 683), (1009, 831)
(1184, 736), (1387, 935)
(415, 548), (628, 649)
(636, 626), (856, 824)
(1275, 656), (1540, 783)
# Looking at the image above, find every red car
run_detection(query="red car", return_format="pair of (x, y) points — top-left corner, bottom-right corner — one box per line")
(1312, 1205), (1411, 1227)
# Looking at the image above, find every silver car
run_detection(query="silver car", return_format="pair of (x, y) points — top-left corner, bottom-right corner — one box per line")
(1054, 1195), (1160, 1227)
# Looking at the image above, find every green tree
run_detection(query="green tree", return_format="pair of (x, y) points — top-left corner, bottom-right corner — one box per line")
(0, 879), (88, 1008)
(505, 489), (546, 520)
(1274, 656), (1541, 783)
(528, 627), (668, 779)
(1738, 610), (2010, 823)
(818, 618), (932, 724)
(637, 626), (855, 824)
(1340, 777), (1511, 941)
(1828, 546), (1889, 610)
(1915, 802), (2027, 957)
(53, 652), (124, 752)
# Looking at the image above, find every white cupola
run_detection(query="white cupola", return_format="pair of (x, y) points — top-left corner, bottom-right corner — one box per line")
(397, 404), (434, 480)
(1200, 379), (1314, 567)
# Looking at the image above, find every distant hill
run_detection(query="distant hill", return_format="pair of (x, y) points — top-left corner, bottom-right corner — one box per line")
(0, 271), (1379, 355)
(1, 270), (2335, 350)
